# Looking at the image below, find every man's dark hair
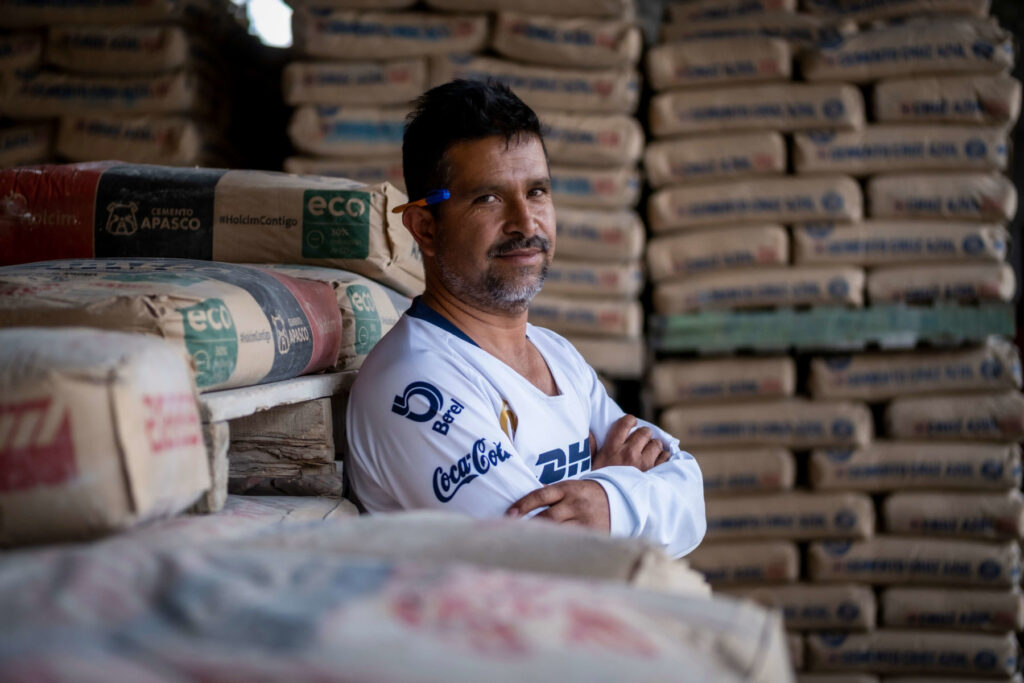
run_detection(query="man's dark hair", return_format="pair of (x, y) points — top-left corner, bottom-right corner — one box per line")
(402, 79), (546, 208)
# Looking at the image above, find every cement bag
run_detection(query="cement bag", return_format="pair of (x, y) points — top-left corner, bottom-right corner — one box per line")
(808, 536), (1021, 587)
(539, 110), (644, 168)
(874, 74), (1021, 126)
(283, 156), (406, 193)
(288, 105), (406, 158)
(0, 70), (199, 118)
(425, 0), (634, 18)
(801, 18), (1014, 83)
(0, 123), (51, 168)
(492, 12), (641, 69)
(648, 176), (862, 232)
(282, 58), (428, 106)
(564, 335), (644, 379)
(793, 126), (1008, 175)
(686, 540), (800, 585)
(705, 492), (875, 541)
(0, 259), (343, 391)
(661, 12), (855, 48)
(528, 293), (642, 338)
(723, 583), (876, 632)
(644, 132), (786, 188)
(789, 633), (805, 671)
(881, 586), (1024, 632)
(883, 490), (1024, 540)
(250, 264), (405, 371)
(57, 115), (202, 166)
(45, 24), (189, 74)
(666, 0), (798, 24)
(431, 54), (640, 114)
(550, 164), (640, 210)
(868, 263), (1015, 305)
(0, 33), (42, 72)
(809, 339), (1023, 400)
(646, 225), (789, 282)
(887, 391), (1024, 441)
(644, 37), (792, 91)
(0, 0), (179, 26)
(542, 259), (643, 299)
(0, 327), (210, 546)
(653, 266), (865, 314)
(867, 172), (1017, 222)
(810, 441), (1023, 492)
(792, 220), (1009, 265)
(554, 207), (644, 262)
(291, 9), (488, 60)
(0, 162), (424, 296)
(693, 447), (796, 497)
(649, 83), (864, 137)
(650, 356), (796, 407)
(802, 0), (990, 22)
(805, 630), (1019, 678)
(661, 398), (873, 449)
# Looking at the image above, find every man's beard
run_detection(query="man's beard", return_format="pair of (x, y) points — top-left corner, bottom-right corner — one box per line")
(435, 234), (551, 314)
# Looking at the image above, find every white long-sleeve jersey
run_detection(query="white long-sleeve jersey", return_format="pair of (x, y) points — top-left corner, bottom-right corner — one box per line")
(345, 298), (706, 558)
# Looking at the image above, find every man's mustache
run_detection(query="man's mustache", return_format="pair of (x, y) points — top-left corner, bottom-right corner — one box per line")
(489, 235), (551, 257)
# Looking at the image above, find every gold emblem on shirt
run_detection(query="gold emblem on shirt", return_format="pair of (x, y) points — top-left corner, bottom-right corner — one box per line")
(499, 400), (518, 441)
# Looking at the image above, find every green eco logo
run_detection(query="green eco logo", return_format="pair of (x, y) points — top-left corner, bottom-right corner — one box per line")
(177, 298), (238, 388)
(345, 284), (382, 355)
(302, 189), (371, 259)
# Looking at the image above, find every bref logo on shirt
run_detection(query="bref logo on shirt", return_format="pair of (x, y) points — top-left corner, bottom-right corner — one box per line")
(392, 380), (464, 435)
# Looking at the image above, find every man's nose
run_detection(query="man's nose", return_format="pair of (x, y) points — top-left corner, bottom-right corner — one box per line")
(503, 194), (537, 235)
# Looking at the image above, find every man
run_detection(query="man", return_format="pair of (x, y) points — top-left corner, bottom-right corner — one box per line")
(346, 80), (705, 558)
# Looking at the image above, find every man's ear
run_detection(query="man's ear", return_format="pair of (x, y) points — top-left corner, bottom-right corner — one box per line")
(402, 206), (439, 259)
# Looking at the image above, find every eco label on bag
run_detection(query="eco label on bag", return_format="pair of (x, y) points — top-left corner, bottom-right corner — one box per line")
(346, 284), (382, 355)
(177, 298), (238, 388)
(301, 189), (371, 259)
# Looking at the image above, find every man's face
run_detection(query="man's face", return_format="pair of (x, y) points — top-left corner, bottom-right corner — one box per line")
(430, 134), (555, 315)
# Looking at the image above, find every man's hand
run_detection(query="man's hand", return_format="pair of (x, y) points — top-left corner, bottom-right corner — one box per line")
(506, 480), (610, 532)
(591, 414), (671, 472)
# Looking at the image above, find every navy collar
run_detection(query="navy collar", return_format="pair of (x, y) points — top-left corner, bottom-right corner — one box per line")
(406, 297), (480, 348)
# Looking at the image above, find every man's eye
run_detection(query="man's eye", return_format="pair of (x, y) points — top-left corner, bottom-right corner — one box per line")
(474, 194), (498, 204)
(528, 187), (549, 197)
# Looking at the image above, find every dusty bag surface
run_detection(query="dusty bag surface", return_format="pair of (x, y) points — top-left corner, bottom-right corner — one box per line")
(492, 12), (641, 68)
(288, 105), (407, 158)
(554, 207), (644, 262)
(644, 132), (786, 188)
(0, 70), (200, 118)
(563, 335), (644, 379)
(882, 490), (1024, 540)
(0, 327), (209, 546)
(802, 0), (990, 22)
(543, 259), (643, 299)
(694, 447), (796, 497)
(686, 540), (800, 585)
(645, 37), (791, 91)
(874, 74), (1021, 126)
(868, 262), (1016, 304)
(528, 293), (642, 339)
(282, 59), (428, 106)
(660, 11), (853, 47)
(57, 115), (202, 167)
(881, 586), (1024, 632)
(886, 390), (1024, 441)
(0, 258), (342, 391)
(538, 110), (644, 168)
(424, 0), (634, 17)
(0, 32), (42, 71)
(0, 123), (51, 168)
(867, 172), (1017, 222)
(45, 24), (189, 74)
(0, 0), (180, 26)
(550, 164), (640, 210)
(647, 225), (789, 282)
(722, 583), (876, 631)
(705, 491), (875, 541)
(284, 156), (406, 192)
(650, 355), (795, 407)
(664, 0), (798, 23)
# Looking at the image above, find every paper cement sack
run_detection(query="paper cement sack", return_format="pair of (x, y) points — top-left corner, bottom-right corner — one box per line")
(0, 33), (42, 72)
(881, 586), (1024, 632)
(492, 12), (641, 69)
(250, 265), (405, 372)
(874, 74), (1021, 126)
(660, 398), (873, 449)
(867, 172), (1017, 222)
(0, 162), (424, 296)
(789, 633), (806, 671)
(693, 447), (795, 497)
(0, 123), (51, 168)
(653, 266), (865, 314)
(648, 176), (862, 232)
(649, 83), (864, 137)
(644, 37), (791, 91)
(564, 335), (644, 379)
(705, 492), (875, 541)
(646, 225), (789, 282)
(0, 327), (210, 546)
(424, 0), (633, 18)
(808, 536), (1021, 587)
(543, 259), (643, 299)
(723, 584), (876, 632)
(651, 356), (795, 407)
(291, 9), (488, 60)
(550, 164), (640, 210)
(431, 54), (640, 115)
(528, 294), (642, 339)
(644, 132), (786, 188)
(687, 540), (800, 585)
(283, 156), (406, 193)
(810, 441), (1023, 492)
(539, 110), (644, 168)
(282, 59), (428, 106)
(802, 0), (990, 22)
(0, 70), (200, 118)
(661, 12), (854, 48)
(57, 115), (202, 167)
(793, 126), (1008, 175)
(883, 490), (1024, 541)
(554, 207), (644, 262)
(793, 220), (1009, 266)
(0, 0), (180, 27)
(288, 105), (406, 159)
(886, 391), (1024, 441)
(809, 340), (1023, 400)
(801, 18), (1015, 83)
(868, 263), (1016, 305)
(805, 630), (1019, 678)
(665, 0), (798, 23)
(45, 24), (189, 74)
(0, 259), (343, 392)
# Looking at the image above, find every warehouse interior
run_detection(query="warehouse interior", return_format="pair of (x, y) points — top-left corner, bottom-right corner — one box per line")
(2, 0), (1024, 680)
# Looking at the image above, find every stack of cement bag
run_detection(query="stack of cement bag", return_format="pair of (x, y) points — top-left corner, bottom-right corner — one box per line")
(0, 0), (256, 168)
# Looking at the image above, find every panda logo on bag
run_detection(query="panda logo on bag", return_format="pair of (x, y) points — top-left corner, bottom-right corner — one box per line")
(105, 201), (139, 236)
